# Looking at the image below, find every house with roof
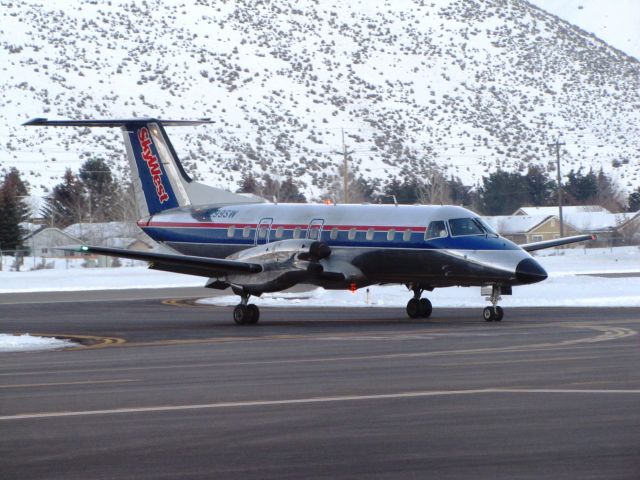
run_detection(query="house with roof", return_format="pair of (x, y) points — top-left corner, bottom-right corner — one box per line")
(22, 227), (83, 258)
(483, 215), (579, 245)
(510, 206), (640, 246)
(513, 205), (609, 216)
(62, 222), (156, 267)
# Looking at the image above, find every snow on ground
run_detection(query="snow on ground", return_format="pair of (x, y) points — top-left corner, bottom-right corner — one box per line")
(0, 334), (73, 353)
(533, 245), (640, 275)
(0, 263), (203, 293)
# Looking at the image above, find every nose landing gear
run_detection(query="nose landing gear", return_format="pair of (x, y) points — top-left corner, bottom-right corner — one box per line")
(483, 305), (504, 322)
(406, 286), (432, 319)
(482, 285), (507, 322)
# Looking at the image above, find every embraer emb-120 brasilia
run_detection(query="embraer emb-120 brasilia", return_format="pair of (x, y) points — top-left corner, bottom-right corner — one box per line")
(25, 118), (593, 324)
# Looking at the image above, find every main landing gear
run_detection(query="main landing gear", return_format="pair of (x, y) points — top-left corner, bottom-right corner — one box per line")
(483, 305), (504, 322)
(233, 291), (260, 325)
(482, 285), (505, 322)
(406, 287), (432, 319)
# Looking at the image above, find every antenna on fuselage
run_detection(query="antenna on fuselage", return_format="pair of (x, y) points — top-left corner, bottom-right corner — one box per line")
(392, 195), (398, 207)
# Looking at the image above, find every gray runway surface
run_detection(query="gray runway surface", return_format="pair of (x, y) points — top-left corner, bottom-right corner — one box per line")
(1, 289), (639, 479)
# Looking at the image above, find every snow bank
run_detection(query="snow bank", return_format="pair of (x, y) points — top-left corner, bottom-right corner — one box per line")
(0, 265), (203, 293)
(0, 334), (73, 352)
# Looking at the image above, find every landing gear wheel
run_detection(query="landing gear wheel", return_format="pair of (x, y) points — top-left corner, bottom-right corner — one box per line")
(418, 298), (432, 318)
(406, 298), (420, 318)
(483, 307), (495, 322)
(494, 306), (504, 322)
(233, 304), (249, 325)
(246, 304), (260, 325)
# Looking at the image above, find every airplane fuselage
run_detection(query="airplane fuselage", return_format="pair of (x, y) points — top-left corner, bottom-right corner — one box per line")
(137, 203), (547, 293)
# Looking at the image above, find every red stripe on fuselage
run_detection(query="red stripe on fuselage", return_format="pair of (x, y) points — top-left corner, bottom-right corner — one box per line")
(144, 221), (427, 231)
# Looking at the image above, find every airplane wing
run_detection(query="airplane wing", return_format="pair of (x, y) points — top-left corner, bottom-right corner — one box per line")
(520, 234), (595, 252)
(59, 245), (263, 277)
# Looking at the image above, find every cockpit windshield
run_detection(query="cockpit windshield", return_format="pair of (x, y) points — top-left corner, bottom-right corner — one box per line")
(448, 217), (495, 237)
(475, 217), (498, 236)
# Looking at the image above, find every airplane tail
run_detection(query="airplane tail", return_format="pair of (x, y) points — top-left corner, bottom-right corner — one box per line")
(24, 118), (261, 218)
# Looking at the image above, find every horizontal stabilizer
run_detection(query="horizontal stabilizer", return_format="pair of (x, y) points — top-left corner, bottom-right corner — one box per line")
(520, 234), (595, 252)
(23, 118), (214, 127)
(58, 245), (262, 277)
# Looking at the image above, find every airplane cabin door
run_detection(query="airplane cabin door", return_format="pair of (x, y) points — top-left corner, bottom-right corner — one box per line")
(307, 218), (325, 241)
(255, 218), (273, 245)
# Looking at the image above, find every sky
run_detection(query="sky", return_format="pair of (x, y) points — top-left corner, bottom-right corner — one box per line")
(529, 0), (640, 59)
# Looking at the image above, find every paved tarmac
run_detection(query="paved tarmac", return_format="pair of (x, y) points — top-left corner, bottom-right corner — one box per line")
(1, 290), (639, 479)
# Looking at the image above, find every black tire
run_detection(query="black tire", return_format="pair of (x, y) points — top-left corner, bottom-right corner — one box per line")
(246, 304), (260, 325)
(233, 304), (248, 325)
(406, 298), (420, 318)
(418, 298), (432, 318)
(494, 306), (504, 322)
(483, 307), (494, 322)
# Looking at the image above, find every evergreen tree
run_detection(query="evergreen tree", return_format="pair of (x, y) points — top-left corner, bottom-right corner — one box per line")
(78, 158), (118, 222)
(563, 168), (598, 204)
(260, 174), (307, 203)
(382, 177), (423, 204)
(236, 173), (261, 195)
(447, 176), (474, 206)
(627, 187), (640, 212)
(277, 177), (306, 203)
(350, 176), (378, 203)
(42, 169), (86, 228)
(0, 168), (30, 253)
(525, 165), (555, 206)
(594, 169), (625, 212)
(477, 171), (529, 215)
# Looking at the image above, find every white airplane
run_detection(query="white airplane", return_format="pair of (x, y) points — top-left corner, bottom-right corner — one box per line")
(25, 118), (593, 324)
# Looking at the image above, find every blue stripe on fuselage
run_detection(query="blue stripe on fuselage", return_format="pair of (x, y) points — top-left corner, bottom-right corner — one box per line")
(142, 226), (520, 251)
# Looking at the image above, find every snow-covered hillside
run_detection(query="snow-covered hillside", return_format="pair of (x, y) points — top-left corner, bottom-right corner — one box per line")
(1, 0), (638, 199)
(529, 0), (640, 61)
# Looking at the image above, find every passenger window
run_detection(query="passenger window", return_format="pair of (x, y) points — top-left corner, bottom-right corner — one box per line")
(348, 228), (357, 240)
(308, 228), (320, 240)
(425, 221), (448, 240)
(258, 226), (268, 239)
(275, 226), (283, 239)
(227, 226), (236, 238)
(330, 227), (339, 240)
(242, 226), (251, 238)
(366, 228), (375, 241)
(293, 227), (301, 239)
(387, 229), (395, 241)
(403, 229), (411, 241)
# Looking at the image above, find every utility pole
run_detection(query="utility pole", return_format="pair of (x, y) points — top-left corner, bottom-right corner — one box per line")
(549, 135), (566, 237)
(333, 129), (354, 203)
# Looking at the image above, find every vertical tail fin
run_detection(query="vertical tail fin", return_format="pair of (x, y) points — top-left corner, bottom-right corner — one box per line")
(24, 118), (262, 218)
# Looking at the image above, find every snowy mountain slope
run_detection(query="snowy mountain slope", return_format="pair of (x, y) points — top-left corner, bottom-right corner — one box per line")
(529, 0), (640, 61)
(0, 0), (638, 199)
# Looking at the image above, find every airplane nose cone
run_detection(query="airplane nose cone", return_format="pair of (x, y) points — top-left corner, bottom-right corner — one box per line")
(516, 258), (548, 284)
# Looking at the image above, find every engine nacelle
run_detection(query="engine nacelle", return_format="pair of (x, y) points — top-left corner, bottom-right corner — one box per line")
(220, 239), (335, 294)
(229, 239), (331, 264)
